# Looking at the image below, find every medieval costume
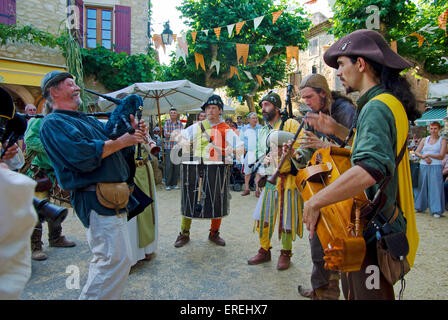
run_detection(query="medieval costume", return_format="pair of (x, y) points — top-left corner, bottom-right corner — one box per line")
(249, 92), (303, 270)
(174, 94), (243, 247)
(127, 143), (159, 265)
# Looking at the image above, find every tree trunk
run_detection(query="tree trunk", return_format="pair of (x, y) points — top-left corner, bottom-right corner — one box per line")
(245, 95), (256, 113)
(404, 56), (448, 82)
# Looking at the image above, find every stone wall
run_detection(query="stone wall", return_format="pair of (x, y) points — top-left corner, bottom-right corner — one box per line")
(121, 0), (149, 55)
(0, 0), (67, 66)
(0, 0), (149, 65)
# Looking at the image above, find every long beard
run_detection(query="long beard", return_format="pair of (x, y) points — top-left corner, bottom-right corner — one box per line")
(263, 109), (276, 122)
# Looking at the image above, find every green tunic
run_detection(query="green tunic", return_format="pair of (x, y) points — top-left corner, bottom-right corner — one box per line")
(134, 147), (157, 248)
(351, 84), (407, 242)
(351, 84), (398, 211)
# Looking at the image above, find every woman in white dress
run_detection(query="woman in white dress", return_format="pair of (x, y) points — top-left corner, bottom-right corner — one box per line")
(414, 122), (447, 218)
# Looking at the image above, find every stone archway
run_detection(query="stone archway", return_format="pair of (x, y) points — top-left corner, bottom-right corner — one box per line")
(0, 84), (35, 112)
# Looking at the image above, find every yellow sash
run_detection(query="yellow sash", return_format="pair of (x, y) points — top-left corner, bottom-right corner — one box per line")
(368, 93), (419, 267)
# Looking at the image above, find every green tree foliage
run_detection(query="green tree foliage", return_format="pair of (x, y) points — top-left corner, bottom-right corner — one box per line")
(81, 46), (161, 91)
(330, 0), (448, 81)
(160, 0), (311, 112)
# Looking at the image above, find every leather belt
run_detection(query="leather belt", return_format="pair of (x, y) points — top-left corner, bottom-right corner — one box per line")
(388, 206), (399, 224)
(78, 184), (97, 192)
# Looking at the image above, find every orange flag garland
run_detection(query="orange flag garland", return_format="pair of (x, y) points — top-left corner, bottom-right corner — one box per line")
(152, 34), (165, 53)
(256, 74), (264, 86)
(236, 21), (246, 35)
(229, 66), (240, 80)
(191, 31), (198, 44)
(214, 27), (222, 40)
(272, 10), (283, 24)
(439, 9), (448, 35)
(194, 52), (206, 71)
(390, 40), (398, 53)
(409, 32), (426, 48)
(286, 46), (299, 65)
(304, 0), (318, 4)
(236, 43), (249, 65)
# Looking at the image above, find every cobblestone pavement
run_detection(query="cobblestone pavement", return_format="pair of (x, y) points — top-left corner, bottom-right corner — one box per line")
(21, 186), (448, 300)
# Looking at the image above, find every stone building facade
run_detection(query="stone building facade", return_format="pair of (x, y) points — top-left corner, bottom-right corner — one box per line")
(0, 0), (150, 112)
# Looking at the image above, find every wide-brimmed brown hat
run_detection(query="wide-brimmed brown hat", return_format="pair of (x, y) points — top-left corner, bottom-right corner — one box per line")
(324, 29), (413, 71)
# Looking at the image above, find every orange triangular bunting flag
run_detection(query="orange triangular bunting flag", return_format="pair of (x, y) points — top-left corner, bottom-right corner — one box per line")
(229, 66), (240, 80)
(236, 21), (246, 35)
(286, 46), (299, 65)
(409, 32), (426, 48)
(194, 52), (206, 71)
(438, 9), (448, 35)
(304, 0), (318, 4)
(256, 75), (264, 87)
(390, 40), (398, 53)
(191, 31), (198, 44)
(214, 27), (222, 40)
(152, 34), (165, 53)
(272, 10), (283, 24)
(236, 43), (249, 66)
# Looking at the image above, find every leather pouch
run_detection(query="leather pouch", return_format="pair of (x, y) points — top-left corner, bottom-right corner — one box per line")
(377, 231), (410, 285)
(35, 176), (52, 192)
(96, 182), (130, 214)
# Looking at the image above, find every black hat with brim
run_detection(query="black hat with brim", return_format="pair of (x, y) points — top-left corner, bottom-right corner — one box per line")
(201, 94), (224, 111)
(324, 29), (413, 71)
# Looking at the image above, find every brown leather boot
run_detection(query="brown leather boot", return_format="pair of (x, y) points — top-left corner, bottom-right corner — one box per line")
(248, 247), (271, 265)
(174, 231), (190, 247)
(49, 235), (76, 247)
(208, 230), (226, 246)
(31, 227), (47, 261)
(298, 279), (340, 300)
(277, 249), (292, 270)
(298, 286), (316, 299)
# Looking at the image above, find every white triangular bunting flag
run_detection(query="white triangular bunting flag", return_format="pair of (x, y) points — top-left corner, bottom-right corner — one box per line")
(227, 24), (235, 37)
(210, 59), (221, 75)
(264, 45), (273, 54)
(243, 71), (253, 80)
(175, 45), (186, 64)
(203, 30), (209, 36)
(253, 16), (264, 30)
(265, 77), (271, 84)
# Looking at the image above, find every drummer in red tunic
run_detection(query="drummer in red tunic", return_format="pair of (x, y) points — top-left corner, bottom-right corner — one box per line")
(173, 94), (244, 247)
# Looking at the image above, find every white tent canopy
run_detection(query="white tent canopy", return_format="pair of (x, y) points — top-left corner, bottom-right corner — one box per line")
(97, 80), (214, 117)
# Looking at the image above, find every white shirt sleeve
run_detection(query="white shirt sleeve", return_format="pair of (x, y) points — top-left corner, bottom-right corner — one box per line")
(4, 147), (25, 170)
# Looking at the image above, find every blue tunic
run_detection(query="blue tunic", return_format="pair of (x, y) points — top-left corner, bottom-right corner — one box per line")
(40, 109), (136, 228)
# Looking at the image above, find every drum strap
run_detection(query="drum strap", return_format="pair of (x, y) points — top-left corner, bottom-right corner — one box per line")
(200, 122), (213, 144)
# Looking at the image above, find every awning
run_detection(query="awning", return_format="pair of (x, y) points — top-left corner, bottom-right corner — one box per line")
(0, 58), (66, 87)
(414, 107), (447, 127)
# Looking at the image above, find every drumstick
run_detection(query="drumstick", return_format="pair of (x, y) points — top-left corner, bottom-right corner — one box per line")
(195, 176), (204, 214)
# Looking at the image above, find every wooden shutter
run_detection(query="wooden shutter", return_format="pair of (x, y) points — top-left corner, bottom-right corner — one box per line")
(74, 0), (84, 45)
(114, 5), (131, 54)
(0, 0), (16, 25)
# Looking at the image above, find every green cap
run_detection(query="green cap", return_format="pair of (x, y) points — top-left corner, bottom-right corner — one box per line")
(41, 71), (73, 97)
(259, 92), (282, 109)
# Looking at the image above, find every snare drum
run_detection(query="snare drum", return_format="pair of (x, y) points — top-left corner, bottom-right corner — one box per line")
(181, 161), (230, 219)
